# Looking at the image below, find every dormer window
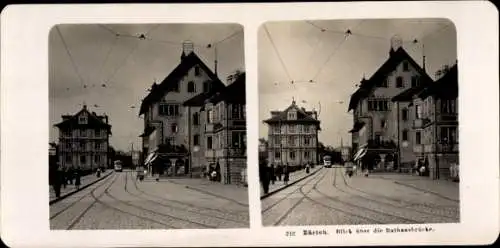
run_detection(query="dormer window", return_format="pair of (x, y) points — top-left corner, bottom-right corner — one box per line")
(287, 110), (297, 120)
(187, 81), (196, 93)
(411, 76), (420, 87)
(203, 81), (210, 93)
(194, 66), (201, 76)
(78, 115), (87, 124)
(396, 77), (404, 88)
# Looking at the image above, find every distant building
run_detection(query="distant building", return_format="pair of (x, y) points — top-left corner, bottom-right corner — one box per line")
(139, 42), (225, 177)
(348, 40), (433, 171)
(392, 63), (458, 179)
(263, 100), (321, 167)
(54, 105), (111, 171)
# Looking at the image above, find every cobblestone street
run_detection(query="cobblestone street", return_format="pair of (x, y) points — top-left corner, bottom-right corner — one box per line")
(261, 167), (459, 226)
(50, 170), (249, 229)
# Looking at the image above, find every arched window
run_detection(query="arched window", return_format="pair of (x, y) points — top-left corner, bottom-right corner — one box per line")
(187, 81), (196, 93)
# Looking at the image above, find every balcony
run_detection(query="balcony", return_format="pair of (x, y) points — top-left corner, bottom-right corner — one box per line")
(413, 144), (425, 153)
(157, 144), (188, 156)
(437, 143), (459, 153)
(366, 139), (397, 150)
(413, 118), (431, 129)
(229, 119), (246, 127)
(438, 113), (458, 122)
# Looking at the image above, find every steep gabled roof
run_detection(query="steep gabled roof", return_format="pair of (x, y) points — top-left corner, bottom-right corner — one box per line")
(263, 101), (320, 125)
(348, 47), (434, 111)
(418, 64), (458, 100)
(139, 51), (225, 115)
(209, 72), (246, 104)
(54, 106), (111, 133)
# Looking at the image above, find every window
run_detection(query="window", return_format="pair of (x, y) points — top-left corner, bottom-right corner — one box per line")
(381, 119), (386, 129)
(203, 81), (210, 93)
(66, 154), (71, 162)
(288, 136), (295, 146)
(194, 66), (201, 76)
(274, 136), (280, 145)
(95, 142), (101, 150)
(303, 125), (310, 133)
(171, 123), (178, 133)
(172, 81), (180, 92)
(80, 129), (87, 137)
(207, 136), (213, 149)
(207, 110), (214, 124)
(95, 155), (100, 163)
(402, 130), (408, 141)
(187, 81), (196, 93)
(376, 78), (388, 87)
(440, 126), (458, 144)
(194, 134), (200, 146)
(368, 99), (390, 111)
(411, 76), (420, 87)
(275, 151), (281, 159)
(232, 131), (246, 148)
(193, 112), (199, 126)
(80, 142), (85, 150)
(375, 134), (382, 143)
(304, 151), (310, 158)
(415, 105), (423, 119)
(274, 126), (280, 133)
(290, 151), (296, 160)
(78, 115), (88, 124)
(304, 137), (310, 145)
(416, 131), (421, 145)
(289, 125), (296, 133)
(396, 77), (404, 88)
(95, 129), (101, 137)
(402, 108), (408, 121)
(166, 137), (176, 146)
(80, 155), (86, 164)
(403, 61), (409, 71)
(441, 100), (456, 114)
(287, 110), (297, 120)
(232, 104), (243, 119)
(159, 104), (180, 116)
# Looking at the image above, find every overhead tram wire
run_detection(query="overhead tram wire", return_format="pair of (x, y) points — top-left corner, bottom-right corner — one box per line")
(263, 24), (293, 83)
(96, 35), (119, 85)
(101, 24), (160, 87)
(56, 26), (86, 89)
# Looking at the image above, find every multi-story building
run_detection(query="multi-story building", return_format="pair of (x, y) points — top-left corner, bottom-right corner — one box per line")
(54, 105), (111, 171)
(139, 42), (225, 177)
(392, 63), (458, 179)
(264, 101), (320, 167)
(348, 41), (434, 171)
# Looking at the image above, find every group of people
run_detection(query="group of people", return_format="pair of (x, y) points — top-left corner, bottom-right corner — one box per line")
(49, 164), (83, 198)
(260, 162), (299, 194)
(206, 162), (221, 182)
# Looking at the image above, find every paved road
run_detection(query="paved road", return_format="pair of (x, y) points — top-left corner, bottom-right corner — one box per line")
(261, 167), (460, 226)
(50, 170), (249, 229)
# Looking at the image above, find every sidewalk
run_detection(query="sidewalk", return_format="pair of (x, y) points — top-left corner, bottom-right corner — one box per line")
(370, 173), (459, 201)
(260, 165), (323, 198)
(49, 169), (113, 202)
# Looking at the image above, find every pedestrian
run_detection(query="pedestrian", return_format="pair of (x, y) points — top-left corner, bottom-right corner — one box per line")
(50, 163), (63, 198)
(306, 163), (310, 174)
(215, 161), (221, 182)
(74, 167), (81, 190)
(277, 164), (283, 181)
(283, 164), (290, 185)
(96, 167), (101, 178)
(62, 167), (68, 189)
(260, 161), (270, 194)
(270, 163), (276, 185)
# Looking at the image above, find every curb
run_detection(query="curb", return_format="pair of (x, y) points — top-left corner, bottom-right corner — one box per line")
(260, 166), (323, 200)
(49, 171), (113, 205)
(393, 181), (459, 202)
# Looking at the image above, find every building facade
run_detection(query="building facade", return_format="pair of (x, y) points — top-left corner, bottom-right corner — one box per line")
(139, 44), (226, 177)
(54, 105), (111, 171)
(348, 43), (434, 171)
(264, 101), (320, 167)
(392, 64), (458, 179)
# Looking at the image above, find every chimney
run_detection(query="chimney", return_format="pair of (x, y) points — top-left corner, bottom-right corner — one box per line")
(181, 40), (194, 61)
(390, 35), (403, 55)
(313, 111), (318, 120)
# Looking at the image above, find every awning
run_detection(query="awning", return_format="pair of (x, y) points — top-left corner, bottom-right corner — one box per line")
(353, 148), (368, 161)
(144, 152), (158, 166)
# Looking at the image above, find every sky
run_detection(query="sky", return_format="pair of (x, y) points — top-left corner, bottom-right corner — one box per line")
(49, 23), (244, 152)
(258, 19), (457, 148)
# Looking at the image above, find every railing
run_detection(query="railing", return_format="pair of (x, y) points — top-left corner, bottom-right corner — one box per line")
(366, 139), (397, 150)
(413, 118), (431, 129)
(437, 143), (459, 152)
(413, 144), (425, 153)
(438, 113), (458, 122)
